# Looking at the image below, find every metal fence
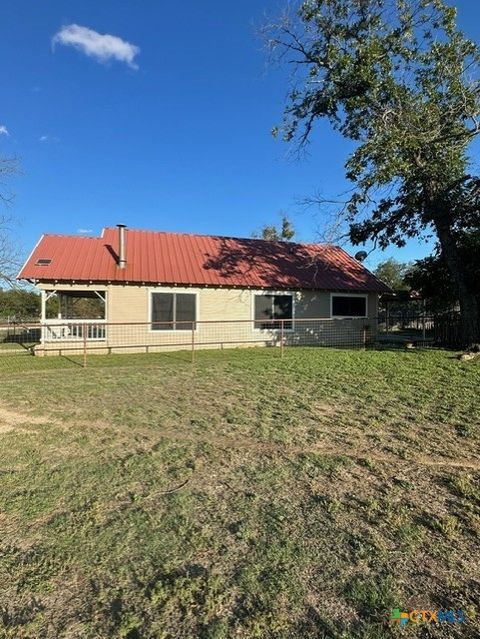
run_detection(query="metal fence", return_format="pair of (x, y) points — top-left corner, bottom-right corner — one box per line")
(377, 312), (465, 347)
(0, 317), (374, 364)
(0, 313), (464, 368)
(376, 312), (435, 344)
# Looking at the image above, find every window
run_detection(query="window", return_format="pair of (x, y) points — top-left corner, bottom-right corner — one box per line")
(331, 294), (367, 318)
(254, 294), (293, 329)
(151, 292), (196, 330)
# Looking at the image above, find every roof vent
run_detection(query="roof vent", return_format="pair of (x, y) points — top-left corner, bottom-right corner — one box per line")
(35, 258), (52, 266)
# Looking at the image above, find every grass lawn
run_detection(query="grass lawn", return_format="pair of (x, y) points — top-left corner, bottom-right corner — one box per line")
(0, 347), (478, 638)
(0, 342), (31, 351)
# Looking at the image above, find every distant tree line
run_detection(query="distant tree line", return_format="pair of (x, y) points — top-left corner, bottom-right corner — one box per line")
(0, 289), (40, 321)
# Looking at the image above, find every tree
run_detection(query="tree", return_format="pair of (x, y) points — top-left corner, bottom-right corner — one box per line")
(267, 0), (480, 346)
(0, 214), (20, 285)
(406, 231), (480, 312)
(374, 258), (410, 293)
(0, 288), (40, 320)
(256, 214), (296, 241)
(0, 157), (20, 285)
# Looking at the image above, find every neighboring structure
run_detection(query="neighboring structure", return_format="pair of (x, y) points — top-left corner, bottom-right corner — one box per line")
(18, 225), (391, 354)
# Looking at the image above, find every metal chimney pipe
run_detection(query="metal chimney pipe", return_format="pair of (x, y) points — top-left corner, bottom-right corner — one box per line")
(117, 224), (127, 269)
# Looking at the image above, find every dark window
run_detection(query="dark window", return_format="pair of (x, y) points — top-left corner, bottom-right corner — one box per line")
(151, 293), (196, 330)
(36, 258), (52, 266)
(151, 293), (174, 330)
(254, 294), (293, 329)
(176, 294), (196, 328)
(331, 295), (366, 317)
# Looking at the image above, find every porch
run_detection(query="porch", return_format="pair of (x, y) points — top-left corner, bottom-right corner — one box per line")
(40, 289), (107, 343)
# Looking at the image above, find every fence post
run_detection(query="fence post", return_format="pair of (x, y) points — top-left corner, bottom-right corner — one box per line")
(422, 299), (426, 341)
(83, 323), (87, 368)
(191, 323), (195, 364)
(280, 319), (285, 358)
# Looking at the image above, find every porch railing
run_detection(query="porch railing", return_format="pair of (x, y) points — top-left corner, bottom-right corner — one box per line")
(42, 320), (107, 341)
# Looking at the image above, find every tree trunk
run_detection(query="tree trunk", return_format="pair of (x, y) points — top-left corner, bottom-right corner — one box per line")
(433, 218), (480, 348)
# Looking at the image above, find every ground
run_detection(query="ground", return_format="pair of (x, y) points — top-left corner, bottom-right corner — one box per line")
(0, 347), (478, 638)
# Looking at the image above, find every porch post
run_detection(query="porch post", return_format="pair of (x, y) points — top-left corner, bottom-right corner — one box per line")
(40, 289), (46, 344)
(40, 289), (46, 322)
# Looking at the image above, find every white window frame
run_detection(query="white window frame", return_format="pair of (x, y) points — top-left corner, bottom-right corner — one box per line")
(251, 291), (295, 331)
(330, 293), (368, 319)
(148, 288), (199, 332)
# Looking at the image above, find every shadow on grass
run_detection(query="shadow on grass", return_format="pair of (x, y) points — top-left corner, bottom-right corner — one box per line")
(60, 356), (85, 368)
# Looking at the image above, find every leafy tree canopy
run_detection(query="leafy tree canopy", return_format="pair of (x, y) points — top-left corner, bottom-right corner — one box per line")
(267, 0), (480, 344)
(0, 289), (40, 320)
(374, 258), (411, 292)
(255, 214), (296, 241)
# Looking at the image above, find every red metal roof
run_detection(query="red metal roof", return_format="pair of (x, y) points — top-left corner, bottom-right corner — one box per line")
(18, 227), (391, 292)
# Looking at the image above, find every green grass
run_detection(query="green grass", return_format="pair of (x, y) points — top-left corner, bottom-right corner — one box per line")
(0, 342), (31, 351)
(0, 347), (478, 638)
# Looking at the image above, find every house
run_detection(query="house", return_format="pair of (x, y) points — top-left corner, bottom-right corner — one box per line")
(18, 225), (391, 354)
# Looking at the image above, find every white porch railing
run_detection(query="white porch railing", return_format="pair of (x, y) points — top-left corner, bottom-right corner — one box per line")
(42, 320), (107, 342)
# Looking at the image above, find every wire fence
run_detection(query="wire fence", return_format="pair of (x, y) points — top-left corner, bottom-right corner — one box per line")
(377, 311), (464, 348)
(0, 313), (462, 369)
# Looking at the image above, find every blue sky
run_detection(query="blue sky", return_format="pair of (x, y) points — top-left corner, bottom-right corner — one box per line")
(2, 0), (479, 271)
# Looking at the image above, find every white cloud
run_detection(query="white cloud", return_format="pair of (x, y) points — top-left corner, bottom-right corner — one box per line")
(39, 134), (59, 143)
(0, 125), (9, 136)
(52, 24), (140, 69)
(77, 228), (93, 234)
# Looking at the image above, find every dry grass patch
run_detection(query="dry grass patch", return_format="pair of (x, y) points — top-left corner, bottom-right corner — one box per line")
(0, 348), (478, 638)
